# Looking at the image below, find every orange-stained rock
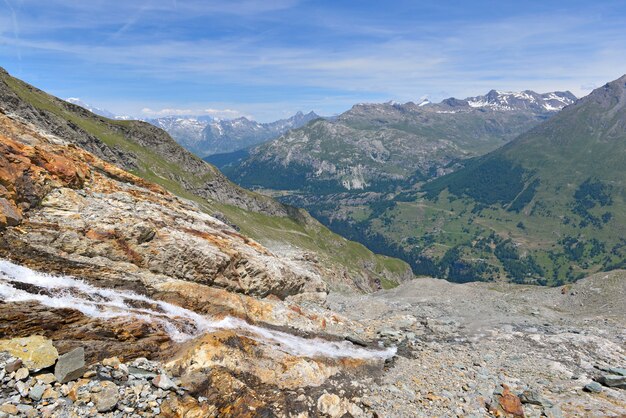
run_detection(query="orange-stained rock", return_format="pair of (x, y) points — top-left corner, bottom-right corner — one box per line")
(488, 384), (525, 418)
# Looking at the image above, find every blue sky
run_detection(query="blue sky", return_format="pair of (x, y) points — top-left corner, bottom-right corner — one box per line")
(1, 0), (626, 121)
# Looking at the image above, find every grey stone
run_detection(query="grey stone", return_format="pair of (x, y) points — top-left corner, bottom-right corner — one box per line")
(519, 389), (553, 407)
(16, 404), (33, 413)
(583, 382), (603, 393)
(93, 381), (120, 412)
(4, 359), (22, 373)
(54, 347), (86, 384)
(608, 367), (626, 377)
(152, 374), (175, 391)
(128, 367), (158, 379)
(599, 374), (626, 389)
(28, 384), (46, 401)
(543, 405), (564, 418)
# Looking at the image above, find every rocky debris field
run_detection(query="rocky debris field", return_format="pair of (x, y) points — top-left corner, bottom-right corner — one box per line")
(327, 271), (626, 417)
(0, 336), (184, 417)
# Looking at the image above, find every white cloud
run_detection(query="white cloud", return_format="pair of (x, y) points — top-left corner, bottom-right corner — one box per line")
(3, 1), (626, 120)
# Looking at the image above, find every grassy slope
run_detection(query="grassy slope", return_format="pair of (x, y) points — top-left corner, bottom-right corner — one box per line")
(1, 71), (410, 289)
(364, 80), (626, 285)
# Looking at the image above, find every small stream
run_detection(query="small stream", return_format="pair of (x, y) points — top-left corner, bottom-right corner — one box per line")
(0, 259), (395, 360)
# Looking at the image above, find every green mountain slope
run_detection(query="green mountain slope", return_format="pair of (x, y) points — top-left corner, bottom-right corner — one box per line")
(361, 75), (626, 284)
(0, 67), (412, 291)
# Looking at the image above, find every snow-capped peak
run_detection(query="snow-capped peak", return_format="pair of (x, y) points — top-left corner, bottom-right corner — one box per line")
(465, 90), (576, 112)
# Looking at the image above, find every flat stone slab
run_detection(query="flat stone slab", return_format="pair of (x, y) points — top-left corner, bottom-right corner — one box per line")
(55, 347), (86, 384)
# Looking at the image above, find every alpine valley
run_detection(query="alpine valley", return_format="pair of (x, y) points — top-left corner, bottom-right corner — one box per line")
(216, 86), (626, 285)
(0, 69), (624, 418)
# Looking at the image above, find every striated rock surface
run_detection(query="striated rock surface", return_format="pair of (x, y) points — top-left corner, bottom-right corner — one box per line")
(0, 66), (413, 294)
(0, 112), (326, 300)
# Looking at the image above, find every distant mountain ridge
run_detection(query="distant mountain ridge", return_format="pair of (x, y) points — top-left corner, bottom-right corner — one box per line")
(149, 110), (321, 157)
(223, 88), (576, 195)
(64, 98), (132, 120)
(64, 98), (322, 158)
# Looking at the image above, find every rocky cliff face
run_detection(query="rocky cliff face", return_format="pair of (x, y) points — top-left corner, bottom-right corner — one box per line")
(0, 112), (327, 300)
(0, 108), (397, 415)
(0, 67), (413, 293)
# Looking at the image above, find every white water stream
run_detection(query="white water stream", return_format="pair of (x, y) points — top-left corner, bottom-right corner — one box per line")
(0, 260), (395, 360)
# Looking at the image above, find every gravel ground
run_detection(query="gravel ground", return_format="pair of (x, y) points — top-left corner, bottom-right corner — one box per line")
(327, 270), (626, 417)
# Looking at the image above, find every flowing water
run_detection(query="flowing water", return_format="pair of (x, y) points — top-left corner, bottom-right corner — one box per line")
(0, 259), (395, 360)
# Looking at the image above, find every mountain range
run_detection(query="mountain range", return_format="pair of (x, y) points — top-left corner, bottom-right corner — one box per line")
(308, 79), (625, 285)
(152, 110), (321, 157)
(211, 81), (626, 285)
(221, 89), (576, 194)
(65, 98), (322, 158)
(395, 75), (626, 284)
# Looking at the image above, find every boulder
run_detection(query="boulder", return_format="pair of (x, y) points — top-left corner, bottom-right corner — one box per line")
(152, 373), (176, 390)
(0, 197), (22, 227)
(54, 347), (86, 383)
(583, 382), (603, 393)
(488, 384), (525, 418)
(519, 389), (553, 407)
(14, 367), (29, 380)
(92, 381), (120, 412)
(315, 396), (364, 418)
(28, 385), (46, 401)
(599, 374), (626, 389)
(0, 336), (58, 371)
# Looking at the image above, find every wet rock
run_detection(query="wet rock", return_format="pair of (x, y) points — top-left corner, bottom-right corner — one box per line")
(92, 381), (119, 412)
(55, 347), (86, 383)
(0, 336), (59, 370)
(583, 382), (603, 393)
